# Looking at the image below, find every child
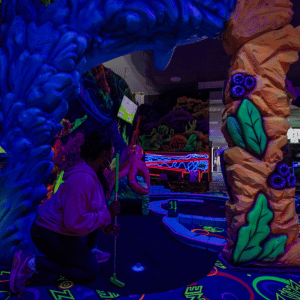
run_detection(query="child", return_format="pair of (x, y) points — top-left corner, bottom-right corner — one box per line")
(10, 129), (121, 294)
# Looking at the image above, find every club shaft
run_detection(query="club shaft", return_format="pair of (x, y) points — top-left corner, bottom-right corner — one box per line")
(113, 153), (119, 275)
(113, 192), (117, 274)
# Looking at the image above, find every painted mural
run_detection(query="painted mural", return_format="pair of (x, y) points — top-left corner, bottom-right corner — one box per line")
(138, 95), (209, 152)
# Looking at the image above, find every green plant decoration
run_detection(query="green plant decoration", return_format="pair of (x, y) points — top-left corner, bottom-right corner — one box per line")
(180, 134), (197, 152)
(257, 235), (287, 263)
(236, 99), (267, 156)
(158, 125), (168, 135)
(233, 193), (287, 265)
(226, 116), (246, 149)
(185, 120), (197, 134)
(233, 193), (272, 264)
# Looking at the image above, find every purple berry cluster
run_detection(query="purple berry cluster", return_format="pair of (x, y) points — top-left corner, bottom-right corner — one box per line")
(268, 163), (296, 190)
(230, 73), (256, 99)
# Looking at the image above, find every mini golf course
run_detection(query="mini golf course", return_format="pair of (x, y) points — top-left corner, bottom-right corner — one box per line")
(1, 191), (300, 299)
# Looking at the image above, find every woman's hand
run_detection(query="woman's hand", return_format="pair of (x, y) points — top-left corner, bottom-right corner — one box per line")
(103, 223), (120, 237)
(110, 158), (116, 170)
(108, 201), (121, 218)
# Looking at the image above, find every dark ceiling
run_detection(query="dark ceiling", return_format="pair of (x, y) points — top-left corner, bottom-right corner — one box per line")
(131, 0), (300, 95)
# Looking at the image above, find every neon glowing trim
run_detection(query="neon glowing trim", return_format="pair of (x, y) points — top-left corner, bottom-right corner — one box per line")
(252, 276), (290, 300)
(206, 233), (226, 240)
(215, 271), (255, 300)
(203, 226), (224, 233)
(145, 153), (209, 180)
(191, 229), (226, 240)
(169, 200), (178, 212)
(221, 293), (238, 300)
(0, 146), (6, 153)
(186, 282), (199, 286)
(191, 229), (209, 236)
(146, 153), (209, 161)
(207, 267), (218, 276)
(54, 170), (65, 194)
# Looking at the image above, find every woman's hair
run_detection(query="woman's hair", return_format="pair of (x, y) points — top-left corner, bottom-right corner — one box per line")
(80, 129), (113, 161)
(51, 126), (113, 198)
(80, 129), (113, 197)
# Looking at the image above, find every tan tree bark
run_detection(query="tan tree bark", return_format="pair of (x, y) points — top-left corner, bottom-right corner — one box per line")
(221, 0), (300, 268)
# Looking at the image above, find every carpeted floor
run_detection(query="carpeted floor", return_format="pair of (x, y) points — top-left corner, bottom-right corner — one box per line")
(2, 194), (300, 299)
(31, 214), (219, 296)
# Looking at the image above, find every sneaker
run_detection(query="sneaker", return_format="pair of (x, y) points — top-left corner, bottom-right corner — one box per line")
(10, 250), (36, 294)
(91, 248), (110, 263)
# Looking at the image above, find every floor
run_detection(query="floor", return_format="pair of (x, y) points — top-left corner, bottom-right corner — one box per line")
(1, 187), (300, 300)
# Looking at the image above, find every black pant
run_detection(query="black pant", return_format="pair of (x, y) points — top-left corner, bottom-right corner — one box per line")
(30, 221), (100, 284)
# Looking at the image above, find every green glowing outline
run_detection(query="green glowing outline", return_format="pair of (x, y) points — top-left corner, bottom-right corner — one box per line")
(0, 146), (6, 153)
(169, 200), (178, 212)
(0, 291), (10, 300)
(54, 171), (65, 194)
(252, 276), (290, 300)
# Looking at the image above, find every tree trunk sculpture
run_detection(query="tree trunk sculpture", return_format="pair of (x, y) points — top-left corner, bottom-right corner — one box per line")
(219, 0), (300, 270)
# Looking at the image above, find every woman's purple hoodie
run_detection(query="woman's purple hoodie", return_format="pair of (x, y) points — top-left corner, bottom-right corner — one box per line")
(35, 162), (112, 237)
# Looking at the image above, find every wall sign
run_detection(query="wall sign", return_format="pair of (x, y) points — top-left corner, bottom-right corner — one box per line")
(287, 128), (300, 144)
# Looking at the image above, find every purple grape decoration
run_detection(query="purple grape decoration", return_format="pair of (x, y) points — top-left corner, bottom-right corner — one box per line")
(275, 163), (290, 178)
(231, 85), (246, 99)
(286, 175), (296, 188)
(268, 173), (286, 190)
(244, 76), (256, 90)
(231, 73), (245, 85)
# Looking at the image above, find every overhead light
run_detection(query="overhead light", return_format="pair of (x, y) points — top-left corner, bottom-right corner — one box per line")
(210, 121), (219, 124)
(170, 77), (181, 82)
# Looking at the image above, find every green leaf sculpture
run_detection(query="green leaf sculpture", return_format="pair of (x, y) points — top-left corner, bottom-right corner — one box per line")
(237, 99), (267, 156)
(257, 235), (287, 263)
(233, 194), (273, 264)
(226, 116), (246, 149)
(233, 193), (287, 265)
